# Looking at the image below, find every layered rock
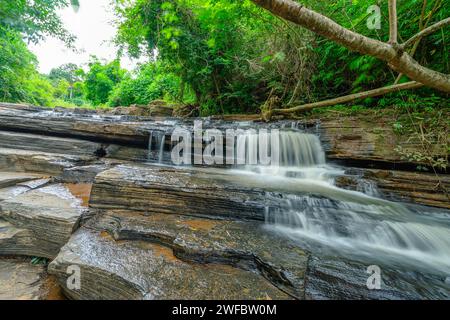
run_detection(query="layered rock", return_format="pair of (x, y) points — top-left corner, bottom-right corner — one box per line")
(90, 165), (273, 220)
(319, 116), (446, 170)
(305, 256), (450, 300)
(49, 228), (293, 300)
(0, 103), (148, 145)
(0, 183), (88, 258)
(0, 172), (50, 201)
(336, 168), (450, 209)
(0, 148), (92, 175)
(0, 258), (63, 300)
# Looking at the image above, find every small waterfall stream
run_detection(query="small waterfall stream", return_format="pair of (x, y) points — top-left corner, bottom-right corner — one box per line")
(233, 130), (450, 275)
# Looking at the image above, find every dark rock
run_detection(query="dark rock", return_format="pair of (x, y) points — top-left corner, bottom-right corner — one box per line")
(49, 227), (292, 300)
(305, 255), (450, 300)
(86, 210), (308, 298)
(336, 168), (450, 209)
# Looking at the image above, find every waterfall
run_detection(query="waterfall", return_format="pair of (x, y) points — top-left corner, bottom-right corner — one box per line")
(237, 130), (326, 168)
(278, 131), (326, 167)
(148, 131), (166, 163)
(232, 129), (450, 274)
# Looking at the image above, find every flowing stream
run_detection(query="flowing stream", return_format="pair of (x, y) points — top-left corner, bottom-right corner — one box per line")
(148, 127), (450, 276)
(232, 130), (450, 276)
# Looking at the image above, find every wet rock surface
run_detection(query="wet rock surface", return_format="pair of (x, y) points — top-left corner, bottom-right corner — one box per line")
(49, 228), (292, 300)
(305, 256), (450, 300)
(336, 168), (450, 209)
(0, 103), (448, 300)
(0, 258), (63, 300)
(86, 210), (308, 298)
(0, 148), (91, 175)
(90, 164), (273, 221)
(0, 182), (88, 258)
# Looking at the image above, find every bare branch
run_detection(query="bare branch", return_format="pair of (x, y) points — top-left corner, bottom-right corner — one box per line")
(388, 0), (398, 44)
(401, 17), (450, 50)
(270, 82), (424, 116)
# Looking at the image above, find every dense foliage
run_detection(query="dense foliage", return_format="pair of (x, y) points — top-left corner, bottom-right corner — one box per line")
(0, 0), (78, 105)
(0, 0), (448, 115)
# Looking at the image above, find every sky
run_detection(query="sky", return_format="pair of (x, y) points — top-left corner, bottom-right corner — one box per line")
(28, 0), (146, 74)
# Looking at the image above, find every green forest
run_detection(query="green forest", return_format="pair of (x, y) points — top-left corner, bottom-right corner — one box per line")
(0, 0), (448, 115)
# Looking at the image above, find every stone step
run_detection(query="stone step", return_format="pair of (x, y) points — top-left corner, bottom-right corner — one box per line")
(48, 227), (292, 300)
(0, 183), (90, 258)
(0, 172), (46, 189)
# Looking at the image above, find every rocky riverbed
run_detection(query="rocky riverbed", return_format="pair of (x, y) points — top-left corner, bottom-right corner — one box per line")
(0, 103), (448, 300)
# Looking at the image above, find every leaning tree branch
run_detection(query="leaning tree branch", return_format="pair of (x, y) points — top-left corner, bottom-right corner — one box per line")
(251, 0), (450, 92)
(394, 0), (430, 84)
(401, 17), (450, 50)
(388, 0), (398, 44)
(267, 81), (424, 117)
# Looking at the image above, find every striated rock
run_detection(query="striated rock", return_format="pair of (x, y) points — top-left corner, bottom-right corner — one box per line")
(0, 148), (92, 175)
(0, 131), (105, 157)
(0, 184), (88, 258)
(86, 210), (308, 298)
(0, 258), (51, 300)
(305, 256), (450, 300)
(336, 168), (450, 209)
(90, 164), (281, 221)
(318, 116), (443, 169)
(49, 227), (292, 300)
(0, 171), (50, 202)
(0, 172), (46, 189)
(0, 104), (148, 145)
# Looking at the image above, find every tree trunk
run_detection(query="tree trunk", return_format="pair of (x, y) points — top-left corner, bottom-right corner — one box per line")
(250, 0), (450, 92)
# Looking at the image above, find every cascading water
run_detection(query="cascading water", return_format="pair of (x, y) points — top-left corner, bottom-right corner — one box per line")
(148, 130), (166, 163)
(234, 129), (450, 275)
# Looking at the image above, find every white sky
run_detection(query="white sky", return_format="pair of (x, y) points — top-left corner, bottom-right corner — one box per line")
(28, 0), (146, 74)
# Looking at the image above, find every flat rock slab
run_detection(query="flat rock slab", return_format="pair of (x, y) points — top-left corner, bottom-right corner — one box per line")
(0, 184), (88, 258)
(90, 164), (297, 221)
(0, 172), (46, 189)
(0, 131), (105, 157)
(88, 210), (308, 298)
(0, 148), (92, 175)
(0, 258), (62, 300)
(0, 172), (50, 202)
(49, 228), (292, 300)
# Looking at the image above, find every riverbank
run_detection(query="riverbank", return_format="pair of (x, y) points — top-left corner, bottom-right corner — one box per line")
(0, 102), (449, 300)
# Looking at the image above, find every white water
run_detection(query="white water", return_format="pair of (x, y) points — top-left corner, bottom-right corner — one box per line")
(233, 130), (450, 275)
